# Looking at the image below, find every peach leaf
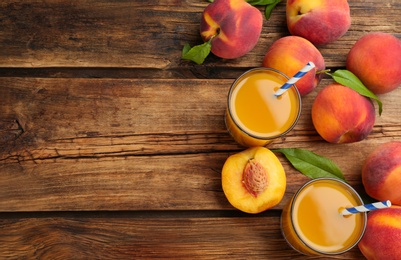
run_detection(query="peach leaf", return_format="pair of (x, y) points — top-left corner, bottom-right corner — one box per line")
(273, 148), (346, 181)
(326, 69), (383, 116)
(181, 39), (212, 65)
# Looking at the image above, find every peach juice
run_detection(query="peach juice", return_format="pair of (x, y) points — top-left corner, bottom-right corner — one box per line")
(225, 68), (301, 147)
(281, 178), (367, 255)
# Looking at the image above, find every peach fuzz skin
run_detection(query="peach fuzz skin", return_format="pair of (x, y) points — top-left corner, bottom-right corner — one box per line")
(200, 0), (263, 59)
(362, 142), (401, 206)
(346, 33), (401, 94)
(311, 84), (375, 143)
(358, 206), (401, 260)
(262, 36), (325, 96)
(286, 0), (351, 45)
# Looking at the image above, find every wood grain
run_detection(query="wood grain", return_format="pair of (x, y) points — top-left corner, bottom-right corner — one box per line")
(0, 0), (400, 71)
(0, 214), (365, 259)
(1, 0), (401, 258)
(1, 77), (401, 211)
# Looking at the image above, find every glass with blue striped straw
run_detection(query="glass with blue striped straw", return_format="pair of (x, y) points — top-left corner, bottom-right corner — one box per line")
(274, 62), (316, 97)
(281, 178), (367, 256)
(225, 67), (302, 147)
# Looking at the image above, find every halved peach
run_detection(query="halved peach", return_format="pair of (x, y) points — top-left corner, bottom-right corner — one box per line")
(222, 147), (286, 213)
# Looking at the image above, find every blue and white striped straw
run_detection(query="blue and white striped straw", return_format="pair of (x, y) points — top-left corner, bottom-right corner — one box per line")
(274, 61), (316, 97)
(341, 200), (392, 216)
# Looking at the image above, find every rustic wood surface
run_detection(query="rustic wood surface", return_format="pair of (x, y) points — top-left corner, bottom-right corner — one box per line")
(1, 0), (400, 259)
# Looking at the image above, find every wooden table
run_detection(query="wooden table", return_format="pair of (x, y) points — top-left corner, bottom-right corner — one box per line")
(1, 0), (400, 259)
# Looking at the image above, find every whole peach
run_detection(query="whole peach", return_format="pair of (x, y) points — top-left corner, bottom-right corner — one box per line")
(286, 0), (351, 45)
(362, 142), (401, 205)
(200, 0), (263, 59)
(346, 33), (401, 94)
(358, 206), (401, 260)
(311, 83), (375, 143)
(262, 36), (325, 96)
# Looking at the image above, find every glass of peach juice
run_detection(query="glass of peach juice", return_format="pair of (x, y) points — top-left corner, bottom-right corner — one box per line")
(225, 68), (301, 147)
(281, 178), (367, 256)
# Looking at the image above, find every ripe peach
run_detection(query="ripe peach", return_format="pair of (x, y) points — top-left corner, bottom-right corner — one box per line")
(200, 0), (263, 59)
(362, 142), (401, 206)
(358, 206), (401, 260)
(222, 147), (286, 214)
(311, 83), (375, 143)
(346, 33), (401, 94)
(286, 0), (351, 45)
(262, 36), (325, 96)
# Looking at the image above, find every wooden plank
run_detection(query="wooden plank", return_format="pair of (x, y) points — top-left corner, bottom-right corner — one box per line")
(2, 77), (400, 155)
(0, 1), (398, 259)
(1, 77), (401, 211)
(0, 214), (365, 259)
(0, 77), (229, 143)
(0, 0), (400, 70)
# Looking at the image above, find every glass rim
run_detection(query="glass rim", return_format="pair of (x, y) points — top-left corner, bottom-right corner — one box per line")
(227, 67), (302, 141)
(290, 177), (368, 255)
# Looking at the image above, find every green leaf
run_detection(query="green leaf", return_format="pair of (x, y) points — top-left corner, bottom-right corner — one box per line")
(182, 43), (191, 55)
(264, 0), (281, 19)
(245, 0), (281, 20)
(326, 69), (383, 116)
(272, 148), (346, 181)
(246, 0), (276, 5)
(181, 39), (212, 65)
